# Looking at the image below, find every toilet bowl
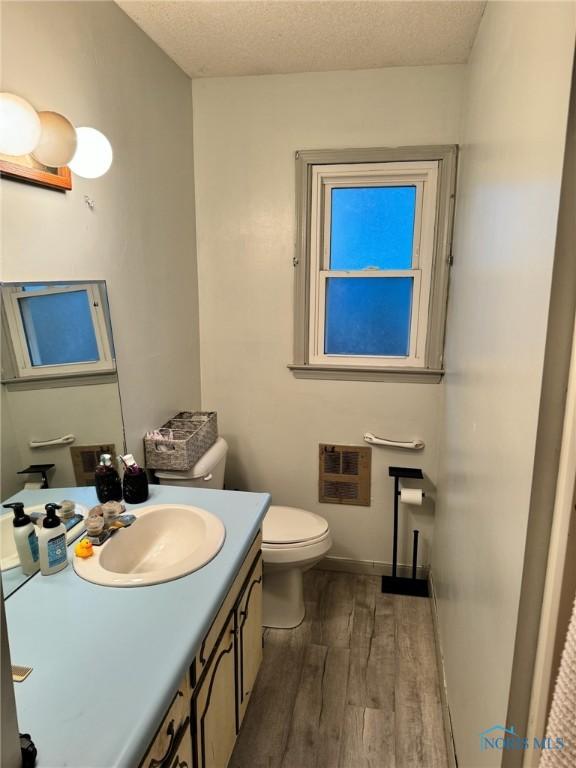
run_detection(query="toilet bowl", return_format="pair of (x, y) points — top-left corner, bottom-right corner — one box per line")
(261, 506), (332, 629)
(155, 441), (332, 629)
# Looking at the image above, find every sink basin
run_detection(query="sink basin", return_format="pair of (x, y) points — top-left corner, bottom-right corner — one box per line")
(0, 503), (87, 571)
(73, 504), (226, 587)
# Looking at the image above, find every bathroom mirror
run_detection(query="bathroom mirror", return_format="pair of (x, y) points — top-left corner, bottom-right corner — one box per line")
(1, 280), (126, 497)
(0, 281), (126, 596)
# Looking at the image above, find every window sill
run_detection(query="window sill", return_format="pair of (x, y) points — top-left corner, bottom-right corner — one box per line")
(288, 364), (443, 383)
(2, 371), (118, 391)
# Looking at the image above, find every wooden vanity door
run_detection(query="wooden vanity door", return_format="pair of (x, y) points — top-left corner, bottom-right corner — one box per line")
(193, 612), (237, 768)
(236, 554), (263, 725)
(168, 722), (193, 768)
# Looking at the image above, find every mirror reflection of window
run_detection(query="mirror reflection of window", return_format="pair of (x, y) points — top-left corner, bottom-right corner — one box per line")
(2, 283), (116, 379)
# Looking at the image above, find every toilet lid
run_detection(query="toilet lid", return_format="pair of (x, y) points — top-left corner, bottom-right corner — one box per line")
(263, 506), (329, 545)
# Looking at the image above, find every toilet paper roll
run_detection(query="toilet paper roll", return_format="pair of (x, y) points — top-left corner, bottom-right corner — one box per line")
(400, 487), (423, 506)
(24, 481), (43, 491)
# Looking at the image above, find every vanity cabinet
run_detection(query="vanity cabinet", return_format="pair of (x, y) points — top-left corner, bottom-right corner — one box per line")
(236, 555), (263, 725)
(139, 533), (263, 768)
(139, 677), (191, 768)
(192, 611), (237, 768)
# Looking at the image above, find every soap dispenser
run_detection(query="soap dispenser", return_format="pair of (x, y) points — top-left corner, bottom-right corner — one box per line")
(3, 502), (39, 576)
(95, 453), (123, 503)
(38, 504), (68, 575)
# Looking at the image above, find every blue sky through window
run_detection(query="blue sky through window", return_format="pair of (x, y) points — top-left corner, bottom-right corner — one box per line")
(19, 290), (99, 366)
(325, 277), (413, 356)
(330, 186), (416, 270)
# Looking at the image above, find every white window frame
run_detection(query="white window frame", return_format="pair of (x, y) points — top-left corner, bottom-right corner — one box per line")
(308, 161), (438, 368)
(3, 283), (115, 378)
(291, 146), (458, 382)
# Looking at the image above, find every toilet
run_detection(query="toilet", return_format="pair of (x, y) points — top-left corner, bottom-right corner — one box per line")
(155, 438), (332, 629)
(155, 437), (229, 490)
(261, 505), (332, 628)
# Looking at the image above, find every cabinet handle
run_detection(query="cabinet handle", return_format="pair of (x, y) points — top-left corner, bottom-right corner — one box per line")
(149, 717), (191, 768)
(148, 720), (175, 768)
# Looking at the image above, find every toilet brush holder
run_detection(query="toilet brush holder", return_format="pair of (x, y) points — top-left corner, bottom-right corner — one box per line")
(381, 466), (429, 598)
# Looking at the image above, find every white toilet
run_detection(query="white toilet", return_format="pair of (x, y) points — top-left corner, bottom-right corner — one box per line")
(155, 438), (332, 629)
(261, 505), (332, 628)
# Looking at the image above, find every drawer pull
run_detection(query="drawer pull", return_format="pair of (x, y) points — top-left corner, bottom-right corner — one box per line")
(149, 720), (175, 768)
(149, 716), (191, 768)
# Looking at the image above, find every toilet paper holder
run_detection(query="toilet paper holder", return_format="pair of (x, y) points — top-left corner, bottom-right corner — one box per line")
(382, 466), (429, 598)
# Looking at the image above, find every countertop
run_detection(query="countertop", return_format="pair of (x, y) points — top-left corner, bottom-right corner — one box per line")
(4, 485), (270, 768)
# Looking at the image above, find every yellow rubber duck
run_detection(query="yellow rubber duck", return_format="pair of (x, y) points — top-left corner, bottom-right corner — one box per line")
(75, 538), (94, 559)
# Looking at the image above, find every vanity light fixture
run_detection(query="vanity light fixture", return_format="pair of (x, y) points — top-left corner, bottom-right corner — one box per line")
(0, 92), (41, 156)
(0, 92), (112, 179)
(32, 111), (77, 167)
(68, 127), (113, 179)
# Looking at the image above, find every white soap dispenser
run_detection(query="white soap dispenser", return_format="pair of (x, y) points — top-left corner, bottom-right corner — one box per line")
(38, 504), (68, 575)
(3, 502), (40, 576)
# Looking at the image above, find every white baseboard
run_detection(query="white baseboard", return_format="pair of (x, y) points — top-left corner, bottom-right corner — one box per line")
(316, 555), (428, 581)
(428, 571), (458, 768)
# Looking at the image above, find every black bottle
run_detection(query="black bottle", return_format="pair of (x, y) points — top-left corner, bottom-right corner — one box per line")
(122, 468), (149, 504)
(94, 454), (122, 503)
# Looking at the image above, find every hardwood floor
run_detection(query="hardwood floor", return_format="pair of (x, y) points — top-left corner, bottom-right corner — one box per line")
(230, 569), (448, 768)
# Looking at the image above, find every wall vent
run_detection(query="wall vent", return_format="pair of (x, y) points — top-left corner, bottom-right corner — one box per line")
(318, 444), (371, 506)
(70, 444), (117, 487)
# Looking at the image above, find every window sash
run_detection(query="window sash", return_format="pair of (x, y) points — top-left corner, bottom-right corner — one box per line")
(4, 284), (115, 378)
(310, 270), (422, 367)
(322, 179), (424, 271)
(308, 161), (438, 369)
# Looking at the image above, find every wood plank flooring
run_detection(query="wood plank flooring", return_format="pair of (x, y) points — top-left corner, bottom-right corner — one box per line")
(230, 569), (448, 768)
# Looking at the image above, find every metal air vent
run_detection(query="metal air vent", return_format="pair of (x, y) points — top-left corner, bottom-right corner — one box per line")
(319, 444), (371, 506)
(70, 444), (117, 486)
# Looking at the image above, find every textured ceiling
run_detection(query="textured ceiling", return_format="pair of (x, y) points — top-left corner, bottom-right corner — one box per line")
(116, 1), (486, 78)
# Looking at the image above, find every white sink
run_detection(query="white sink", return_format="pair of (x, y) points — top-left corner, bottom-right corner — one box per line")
(0, 503), (87, 572)
(73, 504), (226, 587)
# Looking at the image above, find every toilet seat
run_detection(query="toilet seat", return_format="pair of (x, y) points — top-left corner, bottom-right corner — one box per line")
(262, 505), (328, 545)
(261, 506), (332, 568)
(262, 530), (331, 550)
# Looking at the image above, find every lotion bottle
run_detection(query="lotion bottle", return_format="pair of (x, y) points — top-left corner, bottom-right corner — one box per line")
(3, 502), (39, 576)
(38, 504), (68, 575)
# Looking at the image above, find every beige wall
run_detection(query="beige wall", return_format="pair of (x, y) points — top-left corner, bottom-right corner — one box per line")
(192, 65), (465, 565)
(1, 382), (125, 498)
(1, 386), (20, 499)
(432, 4), (576, 767)
(0, 1), (201, 467)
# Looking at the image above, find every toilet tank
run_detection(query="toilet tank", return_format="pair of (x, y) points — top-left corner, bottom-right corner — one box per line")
(155, 437), (228, 489)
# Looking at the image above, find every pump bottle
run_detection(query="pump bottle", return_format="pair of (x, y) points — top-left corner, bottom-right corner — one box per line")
(38, 504), (68, 575)
(3, 502), (39, 576)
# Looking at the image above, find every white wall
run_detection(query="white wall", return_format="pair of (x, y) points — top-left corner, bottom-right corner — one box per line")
(0, 1), (201, 466)
(432, 4), (576, 767)
(1, 382), (125, 498)
(192, 65), (465, 565)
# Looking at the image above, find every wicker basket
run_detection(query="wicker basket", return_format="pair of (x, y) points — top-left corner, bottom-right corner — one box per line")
(144, 411), (218, 471)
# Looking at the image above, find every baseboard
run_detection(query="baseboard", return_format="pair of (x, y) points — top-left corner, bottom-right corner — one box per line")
(428, 571), (458, 768)
(316, 555), (428, 581)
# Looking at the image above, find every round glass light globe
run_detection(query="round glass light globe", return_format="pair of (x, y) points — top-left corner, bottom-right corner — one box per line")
(0, 92), (41, 156)
(32, 111), (77, 167)
(68, 127), (113, 179)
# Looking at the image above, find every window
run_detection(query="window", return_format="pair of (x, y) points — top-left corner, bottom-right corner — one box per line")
(291, 147), (457, 381)
(3, 283), (115, 379)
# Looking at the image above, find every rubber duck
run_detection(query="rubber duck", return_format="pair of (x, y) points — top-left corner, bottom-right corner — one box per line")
(74, 538), (94, 559)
